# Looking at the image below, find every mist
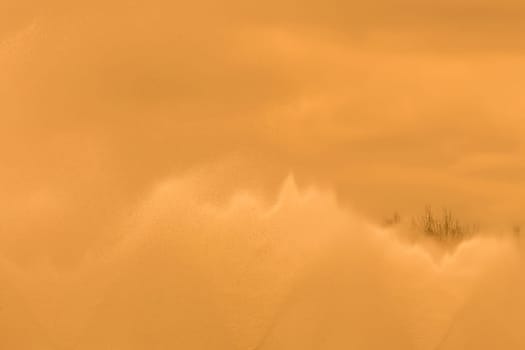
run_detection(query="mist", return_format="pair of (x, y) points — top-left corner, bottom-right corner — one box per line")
(0, 173), (523, 349)
(2, 0), (525, 348)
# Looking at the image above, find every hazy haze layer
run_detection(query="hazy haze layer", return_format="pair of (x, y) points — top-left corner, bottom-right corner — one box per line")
(1, 1), (525, 348)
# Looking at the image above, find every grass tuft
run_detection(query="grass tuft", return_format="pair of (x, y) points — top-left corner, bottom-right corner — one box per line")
(413, 206), (476, 244)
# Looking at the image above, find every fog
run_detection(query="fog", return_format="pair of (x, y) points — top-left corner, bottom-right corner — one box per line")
(2, 0), (525, 348)
(1, 173), (524, 349)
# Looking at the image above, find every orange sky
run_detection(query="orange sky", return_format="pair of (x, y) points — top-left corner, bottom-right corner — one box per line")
(3, 0), (525, 263)
(2, 1), (525, 349)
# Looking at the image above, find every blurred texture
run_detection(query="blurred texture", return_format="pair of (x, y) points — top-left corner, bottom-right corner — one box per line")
(1, 0), (525, 348)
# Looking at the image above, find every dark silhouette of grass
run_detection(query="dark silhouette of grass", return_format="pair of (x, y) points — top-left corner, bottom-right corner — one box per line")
(383, 212), (401, 227)
(413, 206), (477, 244)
